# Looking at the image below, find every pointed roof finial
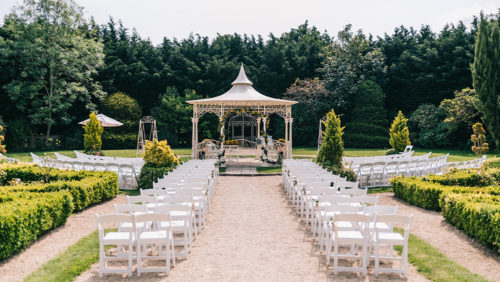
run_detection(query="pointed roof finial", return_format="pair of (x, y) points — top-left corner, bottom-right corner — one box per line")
(232, 63), (253, 86)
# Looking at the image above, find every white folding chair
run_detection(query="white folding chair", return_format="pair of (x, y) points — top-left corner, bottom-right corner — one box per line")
(373, 214), (413, 278)
(96, 214), (135, 277)
(154, 204), (192, 259)
(134, 213), (175, 276)
(330, 213), (371, 276)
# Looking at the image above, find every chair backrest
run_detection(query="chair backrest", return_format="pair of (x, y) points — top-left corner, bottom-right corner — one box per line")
(140, 188), (166, 196)
(154, 204), (191, 221)
(126, 195), (157, 205)
(134, 213), (171, 231)
(323, 204), (360, 213)
(96, 213), (133, 237)
(352, 195), (379, 206)
(114, 203), (148, 214)
(163, 195), (193, 205)
(375, 214), (412, 226)
(319, 195), (351, 205)
(363, 205), (398, 215)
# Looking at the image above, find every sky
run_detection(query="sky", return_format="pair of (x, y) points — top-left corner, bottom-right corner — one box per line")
(0, 0), (498, 45)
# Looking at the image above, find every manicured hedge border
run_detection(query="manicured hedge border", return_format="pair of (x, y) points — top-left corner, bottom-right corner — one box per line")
(0, 192), (73, 260)
(440, 193), (499, 251)
(0, 164), (119, 260)
(391, 168), (500, 252)
(1, 164), (119, 211)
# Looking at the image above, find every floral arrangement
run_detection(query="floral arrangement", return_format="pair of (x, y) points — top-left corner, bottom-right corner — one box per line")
(224, 140), (240, 145)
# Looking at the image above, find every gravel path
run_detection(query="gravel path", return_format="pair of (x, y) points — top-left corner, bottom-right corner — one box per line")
(0, 195), (127, 282)
(377, 192), (500, 281)
(77, 176), (425, 281)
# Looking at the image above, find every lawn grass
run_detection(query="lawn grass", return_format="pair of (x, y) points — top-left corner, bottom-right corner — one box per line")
(394, 229), (488, 282)
(4, 148), (192, 162)
(24, 231), (100, 282)
(367, 187), (393, 194)
(5, 147), (498, 163)
(256, 166), (282, 173)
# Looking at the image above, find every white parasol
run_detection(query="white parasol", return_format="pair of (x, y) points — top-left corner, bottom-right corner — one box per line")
(78, 113), (123, 127)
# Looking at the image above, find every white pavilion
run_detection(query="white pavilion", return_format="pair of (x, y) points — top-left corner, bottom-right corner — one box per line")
(187, 64), (298, 159)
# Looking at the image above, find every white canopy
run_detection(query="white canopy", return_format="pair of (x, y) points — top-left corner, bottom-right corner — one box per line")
(187, 64), (297, 106)
(78, 113), (123, 127)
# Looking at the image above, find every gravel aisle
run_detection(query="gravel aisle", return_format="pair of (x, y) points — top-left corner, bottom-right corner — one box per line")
(0, 195), (127, 282)
(377, 192), (500, 281)
(77, 176), (425, 281)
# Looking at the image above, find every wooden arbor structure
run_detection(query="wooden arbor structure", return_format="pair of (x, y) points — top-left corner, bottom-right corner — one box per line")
(187, 64), (298, 159)
(136, 116), (158, 155)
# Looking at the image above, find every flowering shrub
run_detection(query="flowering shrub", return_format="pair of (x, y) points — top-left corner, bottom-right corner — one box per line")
(139, 139), (179, 188)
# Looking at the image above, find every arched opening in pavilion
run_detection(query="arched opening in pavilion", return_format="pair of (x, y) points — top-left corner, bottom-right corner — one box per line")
(187, 64), (298, 160)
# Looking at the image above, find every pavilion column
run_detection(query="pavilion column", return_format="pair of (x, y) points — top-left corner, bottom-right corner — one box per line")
(191, 117), (199, 159)
(219, 116), (225, 150)
(284, 118), (289, 158)
(288, 118), (293, 158)
(257, 117), (261, 138)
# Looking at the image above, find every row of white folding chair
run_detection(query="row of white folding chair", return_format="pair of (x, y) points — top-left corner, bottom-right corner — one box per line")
(118, 200), (194, 258)
(313, 195), (380, 242)
(96, 213), (175, 277)
(325, 212), (412, 278)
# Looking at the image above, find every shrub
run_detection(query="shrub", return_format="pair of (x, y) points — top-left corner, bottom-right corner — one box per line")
(0, 192), (73, 260)
(83, 112), (103, 154)
(0, 164), (119, 211)
(391, 177), (499, 211)
(327, 166), (357, 182)
(389, 111), (411, 152)
(101, 133), (137, 149)
(471, 122), (489, 157)
(0, 124), (5, 154)
(317, 108), (344, 169)
(423, 169), (499, 187)
(139, 139), (179, 188)
(408, 104), (450, 148)
(0, 164), (119, 259)
(440, 193), (500, 252)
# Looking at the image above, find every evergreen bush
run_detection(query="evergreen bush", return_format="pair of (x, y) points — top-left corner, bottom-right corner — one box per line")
(389, 111), (411, 152)
(138, 139), (179, 188)
(317, 109), (344, 169)
(83, 112), (103, 154)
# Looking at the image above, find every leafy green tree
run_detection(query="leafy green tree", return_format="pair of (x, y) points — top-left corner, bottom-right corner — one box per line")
(471, 122), (489, 157)
(439, 88), (481, 147)
(151, 87), (201, 146)
(284, 78), (330, 146)
(0, 0), (105, 145)
(408, 104), (449, 148)
(321, 25), (386, 115)
(83, 112), (103, 154)
(389, 111), (411, 152)
(101, 92), (142, 124)
(471, 15), (500, 149)
(344, 80), (387, 148)
(317, 109), (344, 168)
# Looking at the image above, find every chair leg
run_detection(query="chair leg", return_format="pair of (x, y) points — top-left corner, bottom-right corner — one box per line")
(99, 243), (104, 278)
(128, 241), (133, 277)
(333, 242), (339, 276)
(375, 244), (379, 277)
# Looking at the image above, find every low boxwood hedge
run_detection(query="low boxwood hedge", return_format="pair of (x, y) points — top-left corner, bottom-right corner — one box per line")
(391, 166), (500, 252)
(0, 192), (73, 260)
(0, 164), (119, 260)
(440, 193), (500, 252)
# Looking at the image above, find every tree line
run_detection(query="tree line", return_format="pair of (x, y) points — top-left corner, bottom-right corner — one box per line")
(0, 0), (498, 151)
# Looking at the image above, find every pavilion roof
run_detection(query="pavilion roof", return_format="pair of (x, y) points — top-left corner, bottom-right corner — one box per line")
(187, 64), (297, 106)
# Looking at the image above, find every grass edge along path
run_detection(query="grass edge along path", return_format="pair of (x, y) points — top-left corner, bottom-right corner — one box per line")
(24, 226), (489, 282)
(24, 231), (99, 282)
(395, 229), (488, 282)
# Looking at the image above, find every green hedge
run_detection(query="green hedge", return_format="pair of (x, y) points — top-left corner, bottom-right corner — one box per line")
(0, 192), (73, 260)
(0, 164), (119, 260)
(1, 164), (119, 211)
(392, 177), (499, 210)
(440, 193), (500, 252)
(391, 170), (500, 252)
(101, 133), (137, 150)
(138, 163), (175, 189)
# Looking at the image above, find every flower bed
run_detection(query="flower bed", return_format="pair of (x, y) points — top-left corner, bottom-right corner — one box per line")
(0, 164), (119, 260)
(391, 166), (500, 252)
